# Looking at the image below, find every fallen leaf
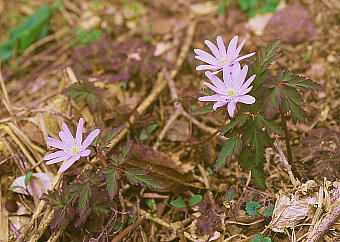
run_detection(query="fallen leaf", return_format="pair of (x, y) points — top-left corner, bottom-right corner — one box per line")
(166, 120), (189, 142)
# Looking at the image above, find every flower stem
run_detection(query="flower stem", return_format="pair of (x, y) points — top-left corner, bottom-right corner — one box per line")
(280, 108), (293, 164)
(96, 146), (108, 167)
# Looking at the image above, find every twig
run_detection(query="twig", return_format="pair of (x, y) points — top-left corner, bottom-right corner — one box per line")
(111, 216), (146, 242)
(274, 138), (300, 188)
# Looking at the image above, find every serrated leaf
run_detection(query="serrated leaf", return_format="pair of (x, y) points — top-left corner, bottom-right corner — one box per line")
(215, 137), (243, 169)
(125, 168), (164, 190)
(65, 82), (99, 105)
(219, 114), (250, 136)
(245, 201), (261, 216)
(100, 125), (124, 148)
(263, 205), (275, 217)
(102, 169), (119, 199)
(112, 142), (132, 164)
(188, 195), (202, 207)
(170, 196), (187, 208)
(279, 71), (320, 92)
(259, 40), (281, 67)
(239, 146), (255, 171)
(282, 87), (305, 123)
(255, 114), (283, 135)
(263, 87), (283, 119)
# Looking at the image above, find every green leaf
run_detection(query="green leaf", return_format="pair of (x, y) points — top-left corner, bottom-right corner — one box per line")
(255, 114), (283, 135)
(100, 126), (124, 148)
(238, 0), (249, 10)
(74, 27), (101, 46)
(263, 205), (275, 217)
(188, 195), (202, 207)
(219, 114), (250, 136)
(145, 199), (156, 209)
(263, 87), (283, 119)
(139, 130), (148, 140)
(111, 142), (132, 165)
(127, 215), (138, 225)
(252, 166), (266, 189)
(170, 196), (187, 208)
(215, 137), (243, 169)
(245, 201), (261, 216)
(259, 40), (282, 67)
(190, 105), (215, 115)
(102, 169), (120, 199)
(146, 122), (159, 134)
(239, 146), (255, 171)
(24, 171), (33, 186)
(252, 233), (272, 242)
(65, 82), (100, 105)
(113, 221), (122, 231)
(225, 189), (234, 201)
(125, 168), (164, 190)
(0, 5), (55, 61)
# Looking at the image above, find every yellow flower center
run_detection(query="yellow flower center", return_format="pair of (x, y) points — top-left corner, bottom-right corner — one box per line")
(71, 146), (79, 154)
(227, 89), (236, 98)
(220, 58), (230, 64)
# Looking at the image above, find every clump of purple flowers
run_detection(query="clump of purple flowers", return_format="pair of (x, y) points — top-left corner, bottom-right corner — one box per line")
(44, 118), (100, 172)
(195, 35), (256, 117)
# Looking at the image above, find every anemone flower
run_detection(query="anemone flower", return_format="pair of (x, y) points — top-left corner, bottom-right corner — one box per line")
(194, 35), (255, 72)
(44, 118), (100, 172)
(198, 63), (256, 117)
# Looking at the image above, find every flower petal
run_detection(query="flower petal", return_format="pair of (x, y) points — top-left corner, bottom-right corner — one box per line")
(195, 55), (219, 66)
(222, 64), (233, 89)
(196, 65), (221, 71)
(227, 101), (237, 117)
(61, 122), (74, 142)
(75, 118), (84, 147)
(234, 38), (246, 57)
(237, 95), (256, 104)
(59, 131), (74, 147)
(205, 71), (225, 90)
(226, 35), (238, 59)
(81, 129), (100, 150)
(241, 74), (256, 90)
(198, 94), (222, 102)
(46, 154), (70, 165)
(203, 82), (223, 94)
(239, 86), (253, 95)
(47, 137), (68, 150)
(204, 40), (222, 59)
(80, 149), (91, 157)
(44, 150), (68, 160)
(58, 154), (80, 172)
(235, 52), (255, 62)
(216, 36), (227, 59)
(213, 101), (227, 110)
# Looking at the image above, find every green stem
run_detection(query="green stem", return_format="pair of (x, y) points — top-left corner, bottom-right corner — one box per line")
(280, 108), (293, 164)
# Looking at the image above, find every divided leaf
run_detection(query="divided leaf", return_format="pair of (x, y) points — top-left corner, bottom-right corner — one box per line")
(219, 114), (250, 136)
(259, 40), (281, 67)
(101, 168), (120, 199)
(125, 168), (164, 190)
(215, 137), (243, 169)
(255, 114), (283, 135)
(100, 126), (124, 148)
(65, 82), (100, 105)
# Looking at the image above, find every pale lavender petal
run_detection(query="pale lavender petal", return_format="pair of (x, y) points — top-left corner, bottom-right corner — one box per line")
(58, 154), (80, 172)
(231, 62), (242, 88)
(227, 101), (237, 117)
(213, 101), (227, 110)
(235, 52), (255, 62)
(195, 55), (220, 66)
(81, 129), (100, 150)
(239, 86), (253, 95)
(216, 36), (227, 59)
(239, 65), (249, 83)
(205, 71), (225, 90)
(59, 131), (74, 146)
(198, 94), (222, 102)
(241, 74), (256, 90)
(75, 118), (84, 147)
(196, 64), (221, 71)
(203, 82), (223, 94)
(204, 40), (222, 59)
(234, 38), (246, 57)
(47, 137), (68, 150)
(194, 49), (220, 65)
(80, 149), (91, 157)
(226, 35), (238, 59)
(222, 64), (233, 89)
(46, 154), (70, 165)
(44, 150), (67, 160)
(61, 122), (74, 142)
(238, 95), (256, 104)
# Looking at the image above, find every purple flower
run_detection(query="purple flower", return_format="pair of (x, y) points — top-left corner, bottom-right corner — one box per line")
(198, 63), (256, 117)
(194, 35), (255, 72)
(44, 118), (100, 172)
